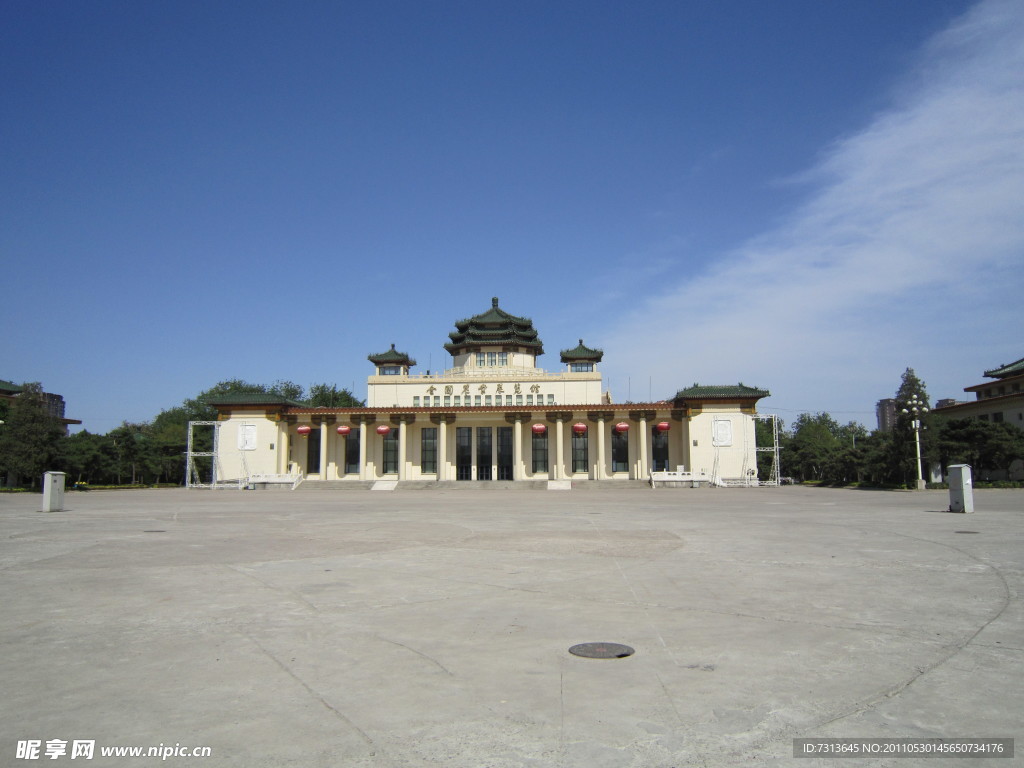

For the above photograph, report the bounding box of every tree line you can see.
[0,380,362,488]
[765,369,1024,487]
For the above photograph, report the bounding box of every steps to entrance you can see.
[292,479,668,491]
[293,481,375,491]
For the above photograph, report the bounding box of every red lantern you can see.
[376,425,391,436]
[614,421,630,433]
[337,425,351,436]
[296,425,312,438]
[656,421,671,432]
[531,423,546,434]
[572,422,587,435]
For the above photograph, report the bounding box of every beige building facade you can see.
[208,299,769,486]
[932,356,1024,429]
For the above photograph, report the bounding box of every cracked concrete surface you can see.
[1,487,1021,767]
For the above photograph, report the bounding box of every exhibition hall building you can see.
[205,298,769,486]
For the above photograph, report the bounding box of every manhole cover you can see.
[954,531,979,534]
[568,642,635,659]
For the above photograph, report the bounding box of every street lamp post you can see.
[901,395,929,490]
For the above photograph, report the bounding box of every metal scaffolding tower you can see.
[754,414,781,486]
[186,421,221,489]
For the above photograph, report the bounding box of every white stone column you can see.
[554,419,564,480]
[596,417,606,480]
[513,419,523,480]
[359,423,369,480]
[638,415,649,480]
[437,420,448,481]
[278,423,288,474]
[319,422,328,478]
[398,420,408,481]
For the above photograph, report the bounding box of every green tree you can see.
[935,417,1024,481]
[858,430,897,486]
[784,413,841,482]
[0,383,66,488]
[892,367,935,485]
[108,422,155,485]
[307,383,364,408]
[62,430,107,484]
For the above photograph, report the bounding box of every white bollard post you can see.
[42,471,66,512]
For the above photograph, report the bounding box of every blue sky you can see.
[3,0,1021,433]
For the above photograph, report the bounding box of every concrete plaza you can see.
[1,486,1021,767]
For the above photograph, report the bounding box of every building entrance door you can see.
[477,427,493,480]
[456,427,472,480]
[652,426,669,472]
[497,427,513,480]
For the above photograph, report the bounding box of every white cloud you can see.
[602,0,1024,419]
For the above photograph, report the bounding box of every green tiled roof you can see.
[445,297,544,356]
[0,379,24,395]
[673,384,770,400]
[984,356,1024,379]
[204,393,306,406]
[560,339,603,363]
[368,344,416,367]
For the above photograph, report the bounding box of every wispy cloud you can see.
[602,0,1024,418]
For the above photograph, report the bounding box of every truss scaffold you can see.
[754,414,781,486]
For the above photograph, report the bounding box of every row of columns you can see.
[282,410,685,481]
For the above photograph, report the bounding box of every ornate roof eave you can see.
[204,393,307,407]
[367,343,416,367]
[560,339,604,363]
[445,297,544,356]
[672,384,770,402]
[984,356,1024,379]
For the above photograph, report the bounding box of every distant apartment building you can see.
[875,398,897,432]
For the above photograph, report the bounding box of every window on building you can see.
[993,412,1004,423]
[485,395,492,406]
[382,430,399,474]
[526,395,533,405]
[475,395,481,406]
[532,431,548,474]
[979,414,990,421]
[476,353,485,367]
[434,396,440,406]
[413,396,420,407]
[571,431,588,474]
[499,352,508,366]
[611,429,628,473]
[381,366,401,375]
[421,428,437,474]
[444,396,451,406]
[547,394,554,405]
[488,352,497,366]
[506,395,512,406]
[516,394,523,405]
[454,396,461,406]
[570,362,593,372]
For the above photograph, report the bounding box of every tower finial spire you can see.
[492,297,499,308]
